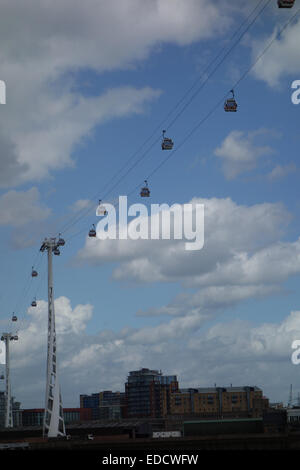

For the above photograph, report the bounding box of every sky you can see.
[1,0,300,409]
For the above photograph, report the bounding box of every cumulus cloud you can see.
[137,284,282,318]
[0,187,51,227]
[74,196,297,321]
[267,163,297,181]
[6,294,300,406]
[2,85,161,184]
[0,130,28,188]
[0,0,237,187]
[76,197,291,283]
[250,17,300,87]
[12,297,93,368]
[214,130,274,179]
[70,199,93,213]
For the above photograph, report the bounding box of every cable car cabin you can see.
[140,180,150,197]
[161,130,174,150]
[31,299,37,307]
[278,0,294,7]
[53,247,60,256]
[140,187,150,197]
[13,336,18,341]
[57,234,65,246]
[89,224,97,237]
[224,98,237,112]
[31,267,38,277]
[224,89,237,112]
[162,137,174,150]
[12,315,17,322]
[97,200,108,216]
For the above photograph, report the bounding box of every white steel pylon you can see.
[1,332,16,428]
[40,237,65,438]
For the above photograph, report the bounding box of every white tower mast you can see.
[40,237,66,438]
[1,332,17,428]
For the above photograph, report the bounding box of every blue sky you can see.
[1,0,300,408]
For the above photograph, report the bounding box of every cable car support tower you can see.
[40,237,66,438]
[1,333,16,428]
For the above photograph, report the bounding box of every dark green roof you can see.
[184,418,263,425]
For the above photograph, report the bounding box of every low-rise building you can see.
[22,408,91,426]
[80,390,126,420]
[0,391,22,428]
[170,386,268,417]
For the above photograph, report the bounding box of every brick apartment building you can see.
[169,386,269,417]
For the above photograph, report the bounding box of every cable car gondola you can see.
[53,247,60,256]
[31,298,37,307]
[140,180,150,197]
[89,224,97,238]
[57,234,65,246]
[224,89,238,112]
[278,0,294,7]
[31,267,38,277]
[97,200,108,216]
[12,314,17,322]
[161,130,174,150]
[13,336,18,341]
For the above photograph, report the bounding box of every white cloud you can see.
[4,86,161,184]
[11,297,93,369]
[214,130,274,179]
[6,294,300,407]
[0,0,236,188]
[0,187,51,227]
[76,197,291,284]
[71,199,93,213]
[137,284,282,318]
[0,129,28,188]
[75,196,297,322]
[267,163,297,181]
[251,17,300,87]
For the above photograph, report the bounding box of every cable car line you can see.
[55,0,271,240]
[143,5,300,183]
[157,0,271,132]
[64,3,300,245]
[15,264,48,337]
[4,0,296,339]
[53,0,269,239]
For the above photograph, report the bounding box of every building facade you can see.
[0,392,22,428]
[80,390,126,420]
[169,386,269,417]
[125,368,178,418]
[22,408,91,426]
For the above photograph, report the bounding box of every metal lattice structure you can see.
[40,238,65,438]
[1,333,16,428]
